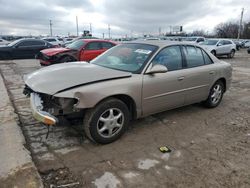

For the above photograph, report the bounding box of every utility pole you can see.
[102,33,105,39]
[237,8,244,40]
[89,23,92,34]
[159,27,161,36]
[49,20,52,36]
[108,24,111,39]
[76,16,79,37]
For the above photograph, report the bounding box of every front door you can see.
[142,45,185,116]
[80,42,105,61]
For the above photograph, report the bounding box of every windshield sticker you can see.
[135,49,152,54]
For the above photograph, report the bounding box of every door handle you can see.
[178,76,185,81]
[209,71,215,75]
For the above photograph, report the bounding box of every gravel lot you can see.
[0,49,250,188]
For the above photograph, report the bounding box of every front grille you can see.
[36,52,50,61]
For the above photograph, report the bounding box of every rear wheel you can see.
[204,80,224,108]
[83,98,130,144]
[211,50,216,56]
[227,50,235,58]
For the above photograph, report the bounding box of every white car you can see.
[184,37,205,43]
[0,38,10,45]
[244,41,250,48]
[201,39,236,58]
[42,37,64,46]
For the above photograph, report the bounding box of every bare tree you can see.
[242,22,250,39]
[190,30,206,36]
[214,22,239,38]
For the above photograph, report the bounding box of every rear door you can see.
[81,42,102,61]
[142,45,185,116]
[30,40,47,57]
[181,45,215,104]
[223,40,233,54]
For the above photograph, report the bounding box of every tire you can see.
[204,80,224,108]
[83,98,130,144]
[211,50,216,56]
[227,50,235,58]
[60,56,74,63]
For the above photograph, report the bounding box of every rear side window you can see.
[85,42,102,50]
[183,46,204,68]
[202,50,213,65]
[224,40,232,45]
[152,45,182,71]
[101,42,115,49]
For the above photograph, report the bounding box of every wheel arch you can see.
[93,94,137,120]
[214,77,226,92]
[59,54,77,61]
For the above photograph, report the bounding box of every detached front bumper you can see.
[30,93,58,125]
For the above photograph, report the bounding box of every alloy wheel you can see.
[97,108,124,138]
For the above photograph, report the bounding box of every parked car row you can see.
[37,39,116,66]
[0,38,116,61]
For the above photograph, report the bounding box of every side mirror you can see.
[146,64,168,74]
[217,43,222,46]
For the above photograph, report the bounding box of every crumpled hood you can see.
[24,62,131,95]
[41,47,72,56]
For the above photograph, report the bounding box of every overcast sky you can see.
[0,0,249,38]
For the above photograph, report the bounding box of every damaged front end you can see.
[24,86,79,126]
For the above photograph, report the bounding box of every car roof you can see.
[125,40,201,48]
[82,39,115,43]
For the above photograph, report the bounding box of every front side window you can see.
[92,43,157,73]
[202,50,213,65]
[18,40,44,47]
[152,46,182,71]
[183,46,204,68]
[44,38,56,42]
[86,42,101,50]
[66,40,85,50]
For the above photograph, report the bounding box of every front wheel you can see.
[83,98,130,144]
[60,56,74,63]
[204,80,224,108]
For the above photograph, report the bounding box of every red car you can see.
[37,39,116,66]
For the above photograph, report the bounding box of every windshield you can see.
[66,40,85,50]
[202,39,219,45]
[91,43,157,73]
[184,37,197,41]
[7,39,22,46]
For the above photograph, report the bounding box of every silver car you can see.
[201,39,236,58]
[23,41,232,144]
